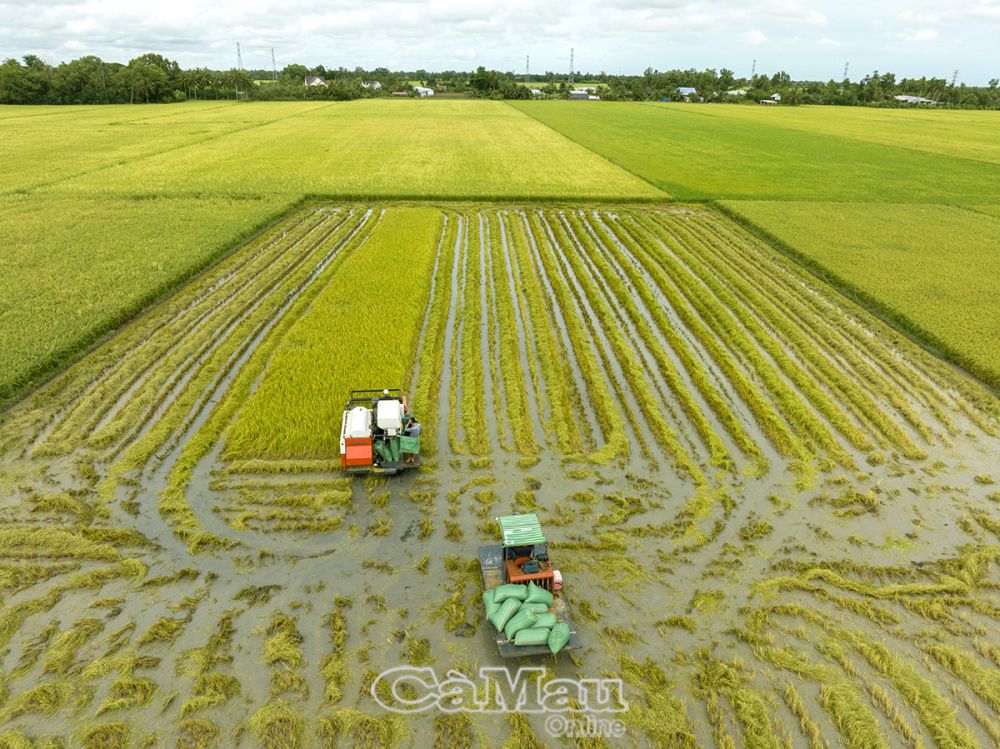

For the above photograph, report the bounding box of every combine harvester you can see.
[479,514,582,657]
[339,388,420,475]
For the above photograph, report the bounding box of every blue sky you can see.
[1,0,997,84]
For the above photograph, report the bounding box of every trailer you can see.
[478,513,583,657]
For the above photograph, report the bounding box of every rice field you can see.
[1,201,998,747]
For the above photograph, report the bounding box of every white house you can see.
[529,88,543,98]
[413,86,434,97]
[724,89,747,96]
[361,80,382,90]
[304,76,327,87]
[894,94,936,105]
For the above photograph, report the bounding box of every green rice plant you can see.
[690,212,944,443]
[180,673,241,717]
[321,601,350,704]
[627,212,853,465]
[80,722,130,749]
[433,713,475,749]
[42,617,104,675]
[262,613,304,670]
[137,616,187,647]
[41,208,338,455]
[246,700,304,749]
[600,212,807,464]
[616,656,698,747]
[789,606,976,747]
[671,210,930,457]
[818,683,889,749]
[227,207,442,459]
[523,211,627,462]
[96,676,157,715]
[100,210,383,548]
[924,644,1000,719]
[319,708,410,749]
[0,193,294,408]
[410,213,459,454]
[2,681,72,718]
[486,212,539,457]
[454,213,490,455]
[176,719,220,748]
[579,210,745,472]
[481,214,511,452]
[503,212,583,456]
[779,682,826,749]
[719,200,1000,392]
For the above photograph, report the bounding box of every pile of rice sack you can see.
[482,581,571,654]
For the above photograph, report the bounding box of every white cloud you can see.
[742,29,768,45]
[0,0,996,82]
[896,28,939,42]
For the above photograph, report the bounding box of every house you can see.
[770,93,781,102]
[390,91,408,97]
[676,86,701,102]
[724,89,747,96]
[304,76,327,87]
[361,80,382,90]
[413,86,434,97]
[894,94,936,105]
[569,88,591,100]
[759,98,777,105]
[529,88,543,98]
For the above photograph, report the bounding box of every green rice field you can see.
[0,100,999,748]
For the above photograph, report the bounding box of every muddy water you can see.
[1,203,999,748]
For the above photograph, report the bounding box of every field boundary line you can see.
[712,200,1000,398]
[502,100,672,201]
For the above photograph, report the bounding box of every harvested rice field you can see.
[2,202,1000,748]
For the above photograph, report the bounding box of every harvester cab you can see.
[339,388,420,474]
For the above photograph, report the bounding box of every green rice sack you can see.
[524,581,554,606]
[534,613,558,629]
[548,622,571,654]
[514,627,551,647]
[489,598,520,632]
[503,608,538,640]
[482,589,499,619]
[521,602,550,614]
[493,584,528,603]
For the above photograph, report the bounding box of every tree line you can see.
[2,53,998,108]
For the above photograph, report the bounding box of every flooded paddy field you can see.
[1,203,998,748]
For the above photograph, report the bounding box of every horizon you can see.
[1,0,998,87]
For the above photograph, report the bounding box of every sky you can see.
[1,0,998,85]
